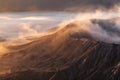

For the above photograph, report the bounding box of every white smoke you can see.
[58,11,120,44]
[71,20,120,44]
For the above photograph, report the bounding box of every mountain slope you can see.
[0,23,120,80]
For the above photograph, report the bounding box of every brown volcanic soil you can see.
[0,23,120,80]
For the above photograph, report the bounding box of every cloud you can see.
[1,11,120,45]
[63,18,120,44]
[0,0,120,12]
[18,23,39,36]
[58,11,120,44]
[0,16,52,21]
[0,16,12,20]
[58,11,120,28]
[20,16,52,21]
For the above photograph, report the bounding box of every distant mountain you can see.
[0,19,120,80]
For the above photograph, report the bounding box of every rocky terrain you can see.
[0,21,120,80]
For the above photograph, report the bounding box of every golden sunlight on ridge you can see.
[0,44,9,56]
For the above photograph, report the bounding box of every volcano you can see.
[0,21,120,80]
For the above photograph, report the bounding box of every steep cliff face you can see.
[0,23,120,80]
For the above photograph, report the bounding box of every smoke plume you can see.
[60,17,120,44]
[56,10,120,44]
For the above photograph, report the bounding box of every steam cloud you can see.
[68,19,120,44]
[59,12,120,44]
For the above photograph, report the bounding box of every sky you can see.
[0,0,120,44]
[0,12,75,39]
[0,0,119,12]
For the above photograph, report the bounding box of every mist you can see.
[0,10,120,56]
[58,11,120,44]
[0,12,75,39]
[66,19,120,44]
[0,11,120,44]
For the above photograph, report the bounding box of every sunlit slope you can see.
[0,23,96,71]
[0,22,120,80]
